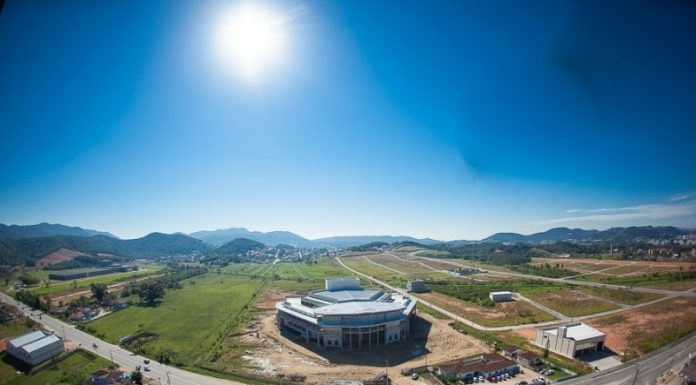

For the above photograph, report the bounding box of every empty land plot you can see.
[368,254,428,274]
[639,279,696,291]
[296,258,347,279]
[522,288,620,317]
[88,274,264,367]
[599,264,649,275]
[419,291,555,327]
[413,258,458,271]
[588,296,696,359]
[341,256,402,280]
[575,286,663,305]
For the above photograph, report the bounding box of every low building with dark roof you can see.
[438,353,519,381]
[502,345,522,358]
[518,352,543,369]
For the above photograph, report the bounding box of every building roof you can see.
[22,334,61,353]
[8,330,46,348]
[490,291,512,296]
[544,323,605,341]
[440,353,517,375]
[311,289,383,303]
[314,301,404,316]
[503,345,520,353]
[519,352,540,362]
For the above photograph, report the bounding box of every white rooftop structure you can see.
[544,323,605,340]
[7,330,64,366]
[8,330,45,347]
[276,278,417,350]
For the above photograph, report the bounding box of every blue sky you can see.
[1,0,695,240]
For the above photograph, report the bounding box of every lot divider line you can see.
[361,255,404,274]
[387,253,440,272]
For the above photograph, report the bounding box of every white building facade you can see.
[276,278,417,350]
[534,323,605,358]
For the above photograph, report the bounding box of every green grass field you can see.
[87,273,265,367]
[0,350,112,385]
[523,287,620,317]
[575,286,663,305]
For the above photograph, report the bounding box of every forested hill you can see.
[0,223,116,239]
[483,226,692,244]
[0,233,210,266]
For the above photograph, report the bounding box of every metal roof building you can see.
[276,278,417,350]
[7,330,64,366]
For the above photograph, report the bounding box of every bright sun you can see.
[212,3,286,81]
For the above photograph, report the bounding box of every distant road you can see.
[0,292,241,385]
[411,253,696,298]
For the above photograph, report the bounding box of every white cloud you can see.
[669,192,696,202]
[539,199,696,226]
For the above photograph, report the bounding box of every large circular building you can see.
[275,277,417,350]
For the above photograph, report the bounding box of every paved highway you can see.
[563,332,696,385]
[0,292,239,385]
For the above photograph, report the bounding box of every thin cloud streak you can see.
[539,200,696,225]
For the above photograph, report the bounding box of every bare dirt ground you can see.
[255,290,302,311]
[245,311,488,385]
[511,327,538,342]
[419,292,553,325]
[587,297,696,356]
[36,248,84,268]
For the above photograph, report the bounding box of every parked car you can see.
[515,382,528,385]
[411,373,419,380]
[143,366,150,372]
[144,359,150,364]
[479,376,485,383]
[544,370,554,375]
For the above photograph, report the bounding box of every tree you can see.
[90,283,108,304]
[137,281,165,305]
[131,368,143,385]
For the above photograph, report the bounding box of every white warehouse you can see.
[489,291,513,302]
[276,278,417,350]
[7,330,64,366]
[535,323,605,358]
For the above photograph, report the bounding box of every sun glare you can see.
[212,3,287,82]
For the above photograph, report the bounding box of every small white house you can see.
[489,291,512,302]
[7,330,64,366]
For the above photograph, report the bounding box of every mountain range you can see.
[187,227,441,248]
[0,223,693,266]
[0,223,116,239]
[483,226,692,243]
